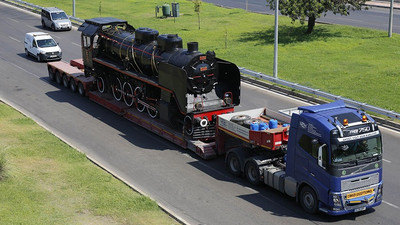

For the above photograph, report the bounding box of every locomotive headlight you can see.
[194,102,203,111]
[223,92,233,106]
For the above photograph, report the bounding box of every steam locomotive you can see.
[78,17,240,139]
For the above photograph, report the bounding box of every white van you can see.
[24,32,62,62]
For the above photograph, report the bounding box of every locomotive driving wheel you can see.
[134,86,146,112]
[112,77,123,101]
[97,76,105,93]
[122,82,134,106]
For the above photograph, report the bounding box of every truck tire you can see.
[226,152,242,177]
[41,20,46,28]
[230,115,251,125]
[245,159,261,186]
[299,186,318,214]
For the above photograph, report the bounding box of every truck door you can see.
[296,132,330,203]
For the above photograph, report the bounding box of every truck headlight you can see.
[332,194,342,208]
[376,185,383,201]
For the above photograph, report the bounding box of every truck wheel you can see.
[78,83,86,97]
[51,24,55,31]
[62,74,69,88]
[36,54,41,62]
[300,186,318,214]
[70,80,77,93]
[245,159,261,186]
[230,114,251,125]
[227,152,242,177]
[48,66,55,81]
[55,71,62,84]
[25,48,29,57]
[41,20,45,28]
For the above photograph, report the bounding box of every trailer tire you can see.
[48,66,55,81]
[78,83,86,97]
[62,74,69,88]
[70,80,77,93]
[55,71,62,84]
[226,152,242,177]
[245,159,261,186]
[230,115,251,125]
[299,186,318,214]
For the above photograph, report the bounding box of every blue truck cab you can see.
[286,100,383,215]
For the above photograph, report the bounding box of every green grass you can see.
[21,0,400,113]
[0,102,178,225]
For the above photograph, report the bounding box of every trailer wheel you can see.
[55,71,62,84]
[78,83,86,97]
[230,114,251,125]
[62,74,69,88]
[227,152,242,176]
[48,66,55,81]
[245,159,261,186]
[299,186,318,214]
[70,80,77,93]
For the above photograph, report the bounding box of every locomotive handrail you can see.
[4,0,399,122]
[239,67,400,121]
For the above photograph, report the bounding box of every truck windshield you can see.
[37,39,57,48]
[51,12,68,20]
[331,137,382,165]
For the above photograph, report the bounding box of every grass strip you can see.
[0,102,178,225]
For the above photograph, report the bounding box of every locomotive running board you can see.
[88,91,217,159]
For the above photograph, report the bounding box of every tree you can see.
[193,0,202,30]
[266,0,368,34]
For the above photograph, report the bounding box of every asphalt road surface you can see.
[203,0,400,33]
[1,2,400,225]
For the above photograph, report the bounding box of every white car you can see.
[24,32,62,62]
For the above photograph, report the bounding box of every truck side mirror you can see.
[318,144,327,169]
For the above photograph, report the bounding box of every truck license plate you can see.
[355,207,366,212]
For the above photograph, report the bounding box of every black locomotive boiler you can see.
[78,17,240,139]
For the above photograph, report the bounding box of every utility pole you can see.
[273,0,278,78]
[388,0,394,37]
[72,0,75,17]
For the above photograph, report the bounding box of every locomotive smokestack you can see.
[187,42,198,53]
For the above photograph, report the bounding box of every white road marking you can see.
[8,36,21,43]
[7,60,40,79]
[383,200,400,209]
[383,159,391,163]
[51,34,61,39]
[7,17,19,23]
[71,42,81,47]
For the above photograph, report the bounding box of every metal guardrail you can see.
[3,0,84,23]
[240,67,400,121]
[4,0,400,122]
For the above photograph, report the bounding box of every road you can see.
[203,0,400,33]
[1,2,400,225]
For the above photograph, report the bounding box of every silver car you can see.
[41,7,72,31]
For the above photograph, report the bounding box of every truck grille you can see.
[341,172,379,191]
